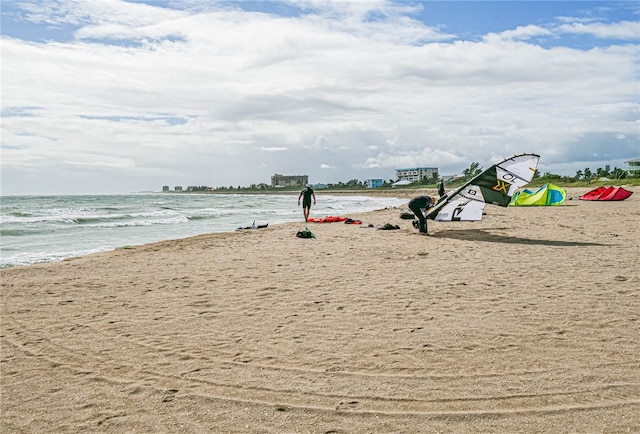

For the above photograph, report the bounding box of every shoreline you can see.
[0,192,411,270]
[156,188,431,198]
[2,187,638,432]
[0,186,629,271]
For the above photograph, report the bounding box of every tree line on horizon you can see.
[462,162,634,183]
[178,161,638,192]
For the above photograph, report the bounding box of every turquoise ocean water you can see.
[0,193,407,268]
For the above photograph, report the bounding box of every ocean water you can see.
[0,193,407,268]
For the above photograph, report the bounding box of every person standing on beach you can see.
[298,183,316,222]
[437,177,446,198]
[408,195,436,235]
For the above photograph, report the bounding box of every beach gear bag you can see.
[296,227,316,238]
[379,223,400,230]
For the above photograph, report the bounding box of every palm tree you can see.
[462,162,482,180]
[612,167,627,179]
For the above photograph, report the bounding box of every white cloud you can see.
[1,0,638,194]
[483,25,552,43]
[558,20,640,39]
[258,146,288,152]
[19,0,181,28]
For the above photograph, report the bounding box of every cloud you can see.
[483,25,553,43]
[17,0,181,28]
[1,0,638,194]
[361,148,465,170]
[558,20,640,39]
[257,146,288,152]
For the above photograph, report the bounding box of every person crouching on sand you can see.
[298,183,316,222]
[408,195,436,235]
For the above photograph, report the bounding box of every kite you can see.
[426,153,540,222]
[579,186,633,201]
[509,183,566,206]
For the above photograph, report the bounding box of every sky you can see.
[1,0,639,195]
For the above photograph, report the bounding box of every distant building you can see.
[625,157,640,176]
[271,173,308,187]
[174,186,183,192]
[392,180,412,188]
[395,167,438,183]
[162,185,170,192]
[365,179,384,188]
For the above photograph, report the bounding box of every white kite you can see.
[426,153,540,222]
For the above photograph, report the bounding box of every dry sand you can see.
[1,187,639,433]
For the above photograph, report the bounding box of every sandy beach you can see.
[2,187,639,433]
